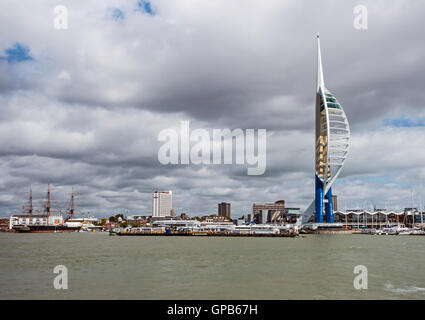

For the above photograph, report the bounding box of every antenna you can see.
[316,33,325,92]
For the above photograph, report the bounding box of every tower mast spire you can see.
[301,34,351,225]
[316,33,325,92]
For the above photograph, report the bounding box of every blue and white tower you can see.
[302,35,350,224]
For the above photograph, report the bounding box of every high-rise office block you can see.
[218,202,231,218]
[152,191,173,217]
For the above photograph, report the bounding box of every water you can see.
[0,232,424,299]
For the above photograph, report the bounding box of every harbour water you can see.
[0,232,424,299]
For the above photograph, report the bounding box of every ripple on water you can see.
[384,281,425,296]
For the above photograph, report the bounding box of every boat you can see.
[378,227,398,235]
[11,185,84,233]
[393,226,425,235]
[410,227,425,235]
[392,225,410,235]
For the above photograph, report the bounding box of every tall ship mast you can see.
[41,183,61,218]
[21,186,34,215]
[69,186,75,219]
[45,183,51,218]
[66,186,85,221]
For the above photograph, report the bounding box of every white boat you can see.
[410,227,425,235]
[395,226,411,235]
[380,227,398,235]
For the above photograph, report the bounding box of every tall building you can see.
[304,35,350,223]
[303,34,350,224]
[253,201,285,224]
[152,191,173,217]
[252,201,285,215]
[218,202,231,218]
[253,202,285,215]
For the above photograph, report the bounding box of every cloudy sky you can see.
[1,0,425,218]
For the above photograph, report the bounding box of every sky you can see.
[1,0,425,218]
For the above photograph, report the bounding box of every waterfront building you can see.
[127,215,149,226]
[252,206,301,224]
[152,190,173,217]
[102,222,120,231]
[332,208,425,228]
[284,208,302,224]
[252,210,268,224]
[218,202,231,218]
[302,35,350,224]
[403,208,423,226]
[261,211,268,224]
[67,216,98,224]
[253,201,285,223]
[234,216,246,226]
[65,216,101,231]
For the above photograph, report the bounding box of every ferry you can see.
[115,222,299,237]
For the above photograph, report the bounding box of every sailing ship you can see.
[11,184,84,233]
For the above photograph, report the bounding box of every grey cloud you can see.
[1,0,425,217]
